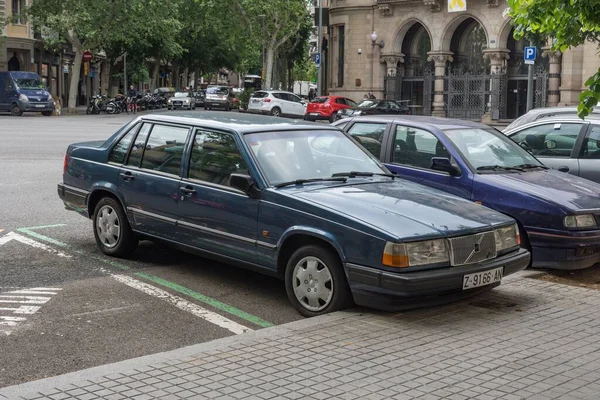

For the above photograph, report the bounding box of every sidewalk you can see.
[2,271,600,400]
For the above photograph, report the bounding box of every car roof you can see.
[139,111,339,134]
[342,115,489,130]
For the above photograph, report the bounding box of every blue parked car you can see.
[333,115,600,270]
[0,71,55,116]
[58,113,529,316]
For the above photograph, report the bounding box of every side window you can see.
[5,79,13,91]
[347,123,386,158]
[510,123,582,158]
[126,123,152,167]
[393,125,447,170]
[139,125,190,175]
[582,125,600,159]
[388,102,401,110]
[108,124,138,164]
[188,130,249,187]
[346,99,357,107]
[335,98,346,105]
[273,93,285,100]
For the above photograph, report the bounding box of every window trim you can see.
[346,121,389,161]
[579,123,600,160]
[389,124,454,174]
[107,122,141,166]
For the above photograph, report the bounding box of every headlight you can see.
[19,94,29,102]
[184,99,190,103]
[494,224,520,252]
[382,239,449,268]
[564,214,597,228]
[168,99,172,103]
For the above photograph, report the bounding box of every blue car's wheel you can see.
[285,245,352,317]
[93,197,138,257]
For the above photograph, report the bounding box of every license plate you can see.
[212,103,220,106]
[35,105,45,108]
[462,267,503,290]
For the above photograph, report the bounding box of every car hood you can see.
[20,88,51,99]
[291,180,513,240]
[481,170,600,211]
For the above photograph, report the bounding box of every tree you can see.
[235,0,310,89]
[509,0,600,117]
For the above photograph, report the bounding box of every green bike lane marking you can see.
[16,225,274,328]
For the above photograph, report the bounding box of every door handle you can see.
[119,172,134,181]
[180,186,196,196]
[557,165,570,173]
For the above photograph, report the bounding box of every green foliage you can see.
[238,88,254,110]
[509,0,600,118]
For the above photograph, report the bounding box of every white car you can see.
[247,90,307,118]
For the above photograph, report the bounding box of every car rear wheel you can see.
[93,197,138,257]
[285,245,352,317]
[270,107,281,117]
[11,104,23,116]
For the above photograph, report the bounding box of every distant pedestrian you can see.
[127,85,138,113]
[368,91,376,99]
[308,88,316,101]
[363,94,369,100]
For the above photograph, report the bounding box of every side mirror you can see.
[431,157,461,176]
[229,174,259,198]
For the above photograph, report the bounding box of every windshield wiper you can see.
[513,164,549,170]
[274,177,348,188]
[476,165,525,172]
[332,171,396,179]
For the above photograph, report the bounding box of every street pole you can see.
[317,0,323,96]
[124,53,127,95]
[526,40,534,112]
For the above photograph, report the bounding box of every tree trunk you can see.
[264,45,275,90]
[152,61,160,90]
[68,46,84,113]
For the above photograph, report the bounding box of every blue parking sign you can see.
[315,53,321,67]
[524,46,536,65]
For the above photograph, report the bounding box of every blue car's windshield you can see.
[14,78,46,90]
[244,130,388,185]
[443,128,544,171]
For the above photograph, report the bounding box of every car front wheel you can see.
[270,107,281,117]
[285,245,352,317]
[93,197,138,257]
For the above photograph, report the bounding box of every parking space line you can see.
[15,227,274,330]
[112,274,252,335]
[0,288,62,335]
[0,232,71,258]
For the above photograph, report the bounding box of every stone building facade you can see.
[0,0,35,73]
[326,0,599,121]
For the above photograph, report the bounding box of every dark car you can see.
[504,117,600,184]
[333,115,600,270]
[204,86,234,111]
[58,113,528,316]
[153,87,174,99]
[332,99,409,122]
[193,89,206,107]
[0,71,55,116]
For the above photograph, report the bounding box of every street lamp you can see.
[370,31,385,49]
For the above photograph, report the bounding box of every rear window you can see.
[207,87,229,95]
[311,97,329,104]
[251,91,269,99]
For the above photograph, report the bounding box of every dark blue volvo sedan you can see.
[58,113,529,316]
[333,116,600,270]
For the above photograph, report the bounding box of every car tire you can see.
[285,244,353,317]
[329,115,335,123]
[11,104,23,116]
[42,111,53,117]
[270,107,281,117]
[93,197,138,258]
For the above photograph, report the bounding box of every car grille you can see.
[448,231,496,266]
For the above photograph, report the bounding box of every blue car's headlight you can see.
[564,214,597,228]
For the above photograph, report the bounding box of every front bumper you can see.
[57,183,90,217]
[18,99,54,112]
[205,99,229,109]
[528,228,600,270]
[169,102,193,109]
[346,248,530,311]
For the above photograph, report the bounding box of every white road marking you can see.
[0,232,71,258]
[0,288,62,335]
[112,274,252,335]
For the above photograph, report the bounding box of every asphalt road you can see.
[0,110,302,387]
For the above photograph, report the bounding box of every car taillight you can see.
[263,98,271,103]
[63,152,69,174]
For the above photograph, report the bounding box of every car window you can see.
[393,125,447,170]
[5,79,13,91]
[272,93,286,100]
[109,124,138,164]
[126,123,152,167]
[139,125,190,175]
[509,123,582,158]
[188,130,249,186]
[345,99,357,107]
[251,91,268,99]
[347,123,386,159]
[311,97,328,104]
[388,102,401,110]
[581,125,600,159]
[335,98,345,105]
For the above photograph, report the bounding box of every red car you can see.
[305,96,357,122]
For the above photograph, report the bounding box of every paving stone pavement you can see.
[2,271,600,400]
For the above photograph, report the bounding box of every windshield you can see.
[174,92,190,97]
[14,78,46,90]
[207,87,229,95]
[357,100,377,109]
[244,130,387,186]
[443,128,543,170]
